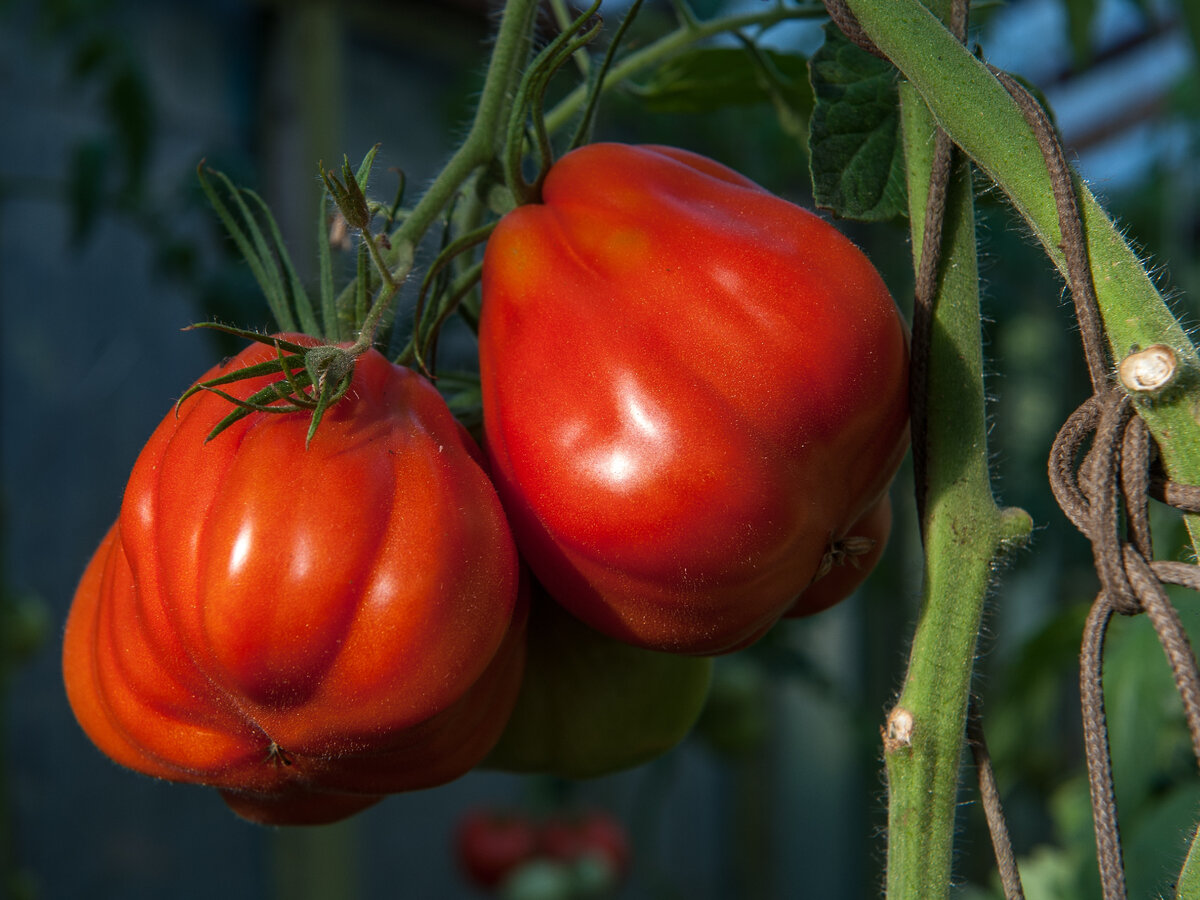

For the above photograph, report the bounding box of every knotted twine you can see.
[823,3,1200,898]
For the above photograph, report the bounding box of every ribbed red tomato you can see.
[479,143,909,655]
[63,337,523,825]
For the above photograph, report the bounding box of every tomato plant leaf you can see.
[238,187,320,338]
[807,22,905,222]
[1177,822,1200,900]
[631,46,812,116]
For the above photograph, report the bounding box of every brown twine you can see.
[999,47,1200,900]
[967,697,1024,900]
[822,1,1200,897]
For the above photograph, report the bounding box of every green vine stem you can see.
[844,0,1200,549]
[330,0,541,321]
[543,1,826,135]
[885,84,1032,900]
[843,0,1200,895]
[337,0,829,361]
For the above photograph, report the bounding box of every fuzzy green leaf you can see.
[633,46,812,115]
[1178,824,1200,900]
[807,22,906,221]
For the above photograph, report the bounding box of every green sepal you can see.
[409,223,494,375]
[182,321,311,355]
[175,356,307,410]
[196,164,309,333]
[177,324,356,446]
[321,146,378,233]
[303,360,355,449]
[353,144,380,190]
[198,381,309,444]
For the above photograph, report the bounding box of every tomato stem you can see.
[542,1,828,136]
[844,0,1200,554]
[332,0,829,361]
[840,0,1200,894]
[328,0,542,334]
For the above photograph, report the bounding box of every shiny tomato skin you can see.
[479,143,909,654]
[62,337,523,824]
[785,492,892,618]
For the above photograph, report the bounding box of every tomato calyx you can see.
[177,324,357,447]
[265,741,294,768]
[814,532,878,581]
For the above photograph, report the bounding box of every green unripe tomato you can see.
[485,580,712,778]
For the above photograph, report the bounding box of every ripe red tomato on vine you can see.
[479,142,909,655]
[455,809,542,890]
[454,806,631,894]
[62,335,524,825]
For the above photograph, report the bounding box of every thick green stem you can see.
[344,1,827,349]
[333,0,540,318]
[844,0,1200,551]
[884,86,1032,900]
[393,0,537,241]
[845,0,1200,895]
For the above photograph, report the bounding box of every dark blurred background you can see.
[3,0,1199,897]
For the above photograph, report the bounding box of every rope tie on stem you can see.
[1001,43,1200,900]
[823,2,1200,897]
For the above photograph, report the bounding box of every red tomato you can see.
[540,810,631,880]
[479,143,909,654]
[785,492,893,617]
[62,337,523,825]
[454,809,541,890]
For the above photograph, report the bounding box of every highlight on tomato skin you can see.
[61,335,525,826]
[479,142,910,656]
